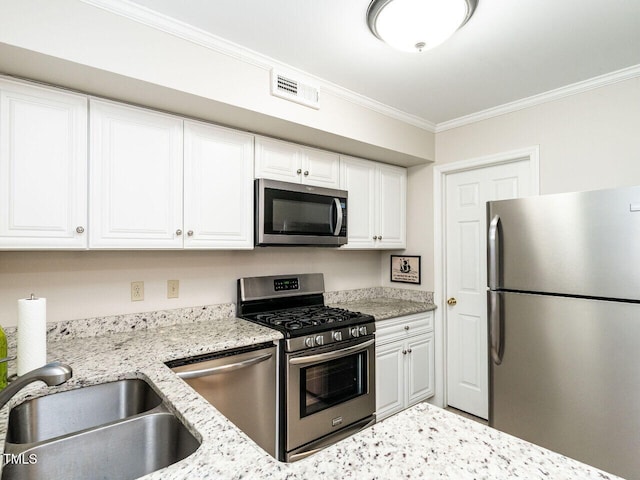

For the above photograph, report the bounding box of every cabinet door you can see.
[375,340,405,421]
[254,136,301,183]
[339,156,376,249]
[301,147,340,188]
[377,164,406,249]
[406,334,435,406]
[0,79,87,249]
[184,121,254,249]
[89,100,183,249]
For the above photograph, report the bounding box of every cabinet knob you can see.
[447,297,457,306]
[296,169,302,175]
[76,226,85,234]
[176,229,183,236]
[373,236,378,240]
[304,170,309,176]
[407,348,412,354]
[378,236,382,240]
[187,230,194,237]
[402,350,407,355]
[404,325,410,331]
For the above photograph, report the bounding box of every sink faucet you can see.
[0,361,73,410]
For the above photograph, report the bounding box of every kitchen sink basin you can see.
[6,379,163,444]
[2,379,200,480]
[2,412,200,480]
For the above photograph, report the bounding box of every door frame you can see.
[431,146,540,408]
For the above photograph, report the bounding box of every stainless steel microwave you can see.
[255,179,348,246]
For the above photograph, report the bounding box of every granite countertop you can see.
[329,297,436,321]
[0,310,621,480]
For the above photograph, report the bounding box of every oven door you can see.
[285,336,375,458]
[256,178,347,246]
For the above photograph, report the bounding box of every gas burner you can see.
[237,273,375,340]
[245,305,372,337]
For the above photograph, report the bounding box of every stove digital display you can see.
[274,277,299,291]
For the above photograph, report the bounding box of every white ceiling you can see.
[126,0,640,127]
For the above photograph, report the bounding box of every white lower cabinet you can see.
[375,312,434,421]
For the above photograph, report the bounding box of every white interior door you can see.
[445,159,533,418]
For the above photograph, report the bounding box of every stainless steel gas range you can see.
[237,273,376,462]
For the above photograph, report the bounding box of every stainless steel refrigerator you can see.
[487,185,640,480]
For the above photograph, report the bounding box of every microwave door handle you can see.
[333,198,343,236]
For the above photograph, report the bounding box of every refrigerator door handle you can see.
[488,290,504,365]
[488,214,501,289]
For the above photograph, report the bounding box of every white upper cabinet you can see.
[0,79,88,249]
[340,156,406,249]
[255,136,340,188]
[183,120,254,249]
[89,99,184,249]
[377,163,407,249]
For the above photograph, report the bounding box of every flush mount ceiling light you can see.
[367,0,478,53]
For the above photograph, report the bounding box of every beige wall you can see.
[0,249,383,327]
[380,163,433,291]
[436,78,640,194]
[409,77,640,291]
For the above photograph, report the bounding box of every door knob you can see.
[447,297,457,306]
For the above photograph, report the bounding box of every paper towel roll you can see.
[17,295,47,376]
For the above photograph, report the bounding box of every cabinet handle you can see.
[304,170,309,176]
[296,169,302,175]
[373,236,378,240]
[407,348,412,354]
[76,226,85,234]
[402,350,407,355]
[379,236,383,240]
[176,229,183,236]
[404,325,410,331]
[187,230,194,237]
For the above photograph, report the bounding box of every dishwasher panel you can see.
[167,343,277,457]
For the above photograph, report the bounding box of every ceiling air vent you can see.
[271,70,320,109]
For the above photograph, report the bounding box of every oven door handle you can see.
[289,339,374,366]
[174,352,273,380]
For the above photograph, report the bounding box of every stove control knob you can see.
[333,331,343,342]
[315,335,324,346]
[305,337,314,348]
[350,327,359,338]
[359,326,368,336]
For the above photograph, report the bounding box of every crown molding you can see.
[80,0,436,132]
[436,64,640,132]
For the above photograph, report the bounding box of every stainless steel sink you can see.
[6,379,162,444]
[2,379,200,480]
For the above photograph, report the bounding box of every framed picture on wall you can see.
[390,255,421,284]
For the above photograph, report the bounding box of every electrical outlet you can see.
[167,279,179,299]
[131,281,144,301]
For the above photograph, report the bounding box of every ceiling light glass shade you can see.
[367,0,477,52]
